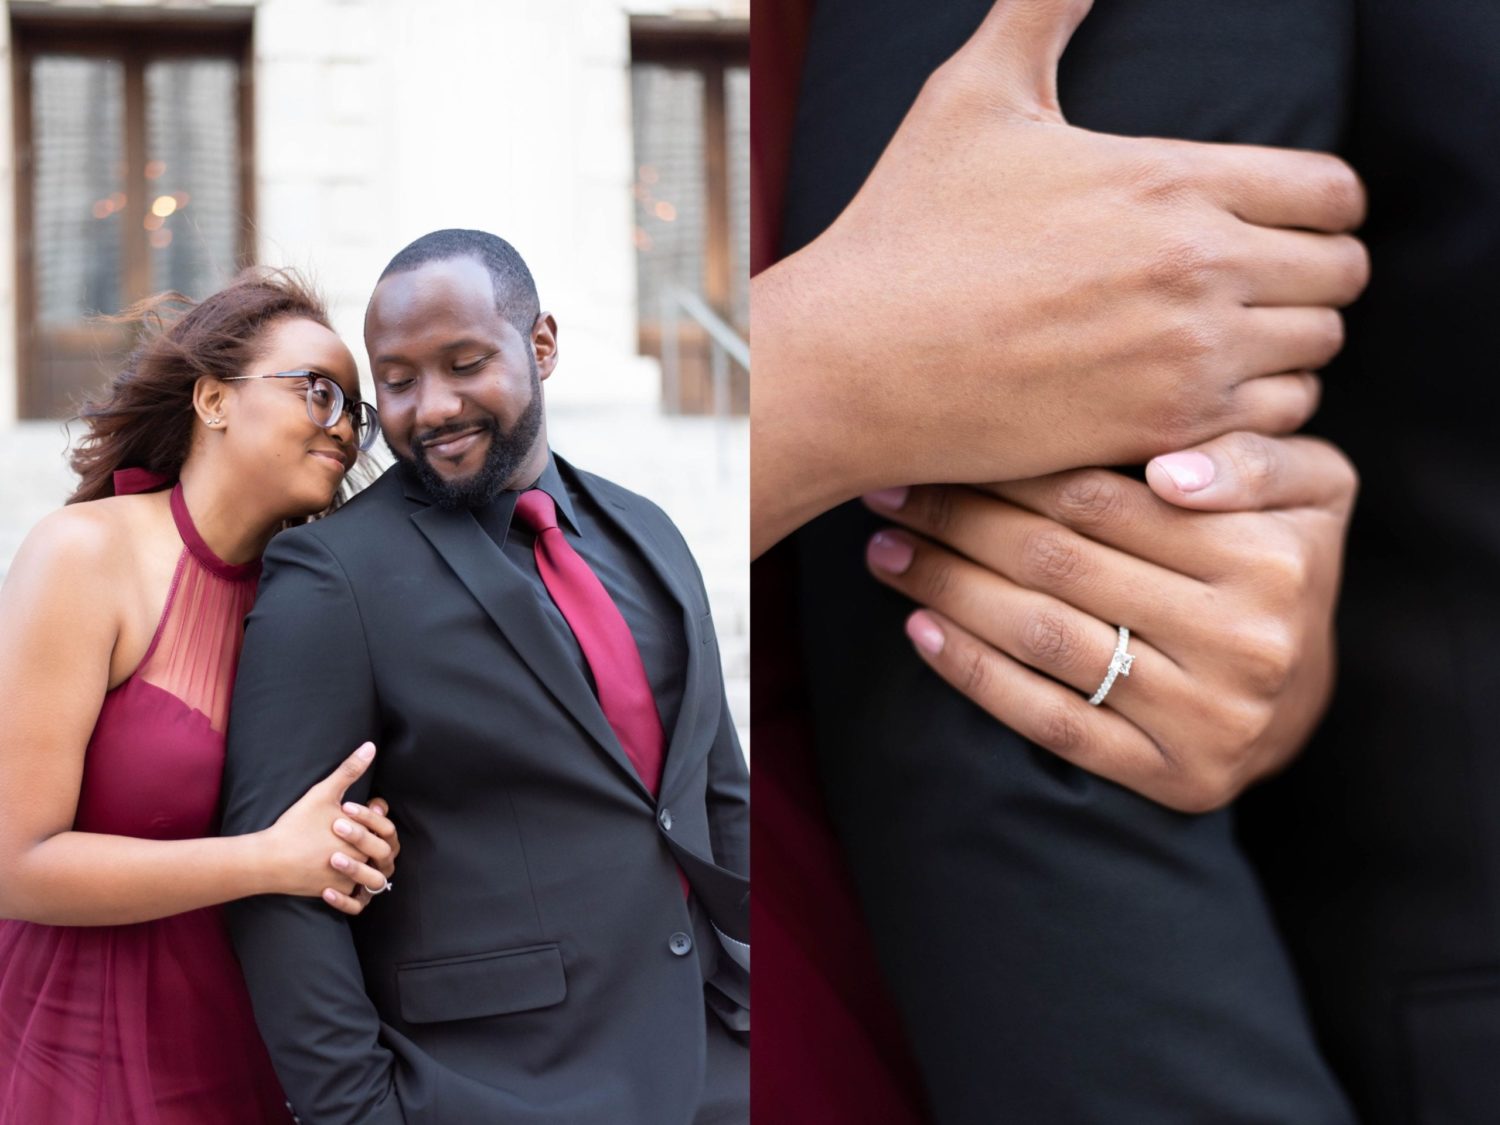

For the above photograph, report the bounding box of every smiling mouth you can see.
[421,428,487,458]
[310,449,352,472]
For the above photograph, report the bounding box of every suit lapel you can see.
[565,464,719,803]
[410,501,655,805]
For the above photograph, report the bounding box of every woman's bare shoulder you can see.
[7,494,166,593]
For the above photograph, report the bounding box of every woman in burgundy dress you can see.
[0,271,401,1123]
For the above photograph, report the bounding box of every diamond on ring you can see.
[1087,626,1134,707]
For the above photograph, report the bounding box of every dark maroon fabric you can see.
[0,486,289,1124]
[751,1,933,1118]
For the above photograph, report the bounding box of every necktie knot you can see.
[515,488,559,534]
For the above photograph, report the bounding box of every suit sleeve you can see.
[651,500,748,881]
[220,528,404,1125]
[665,511,750,1027]
[704,642,749,881]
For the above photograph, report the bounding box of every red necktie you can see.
[514,489,667,796]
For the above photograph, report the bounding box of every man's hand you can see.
[860,431,1358,813]
[752,0,1368,555]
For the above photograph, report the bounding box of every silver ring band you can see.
[1087,626,1135,707]
[372,878,393,895]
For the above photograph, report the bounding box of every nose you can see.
[413,373,464,432]
[326,407,355,447]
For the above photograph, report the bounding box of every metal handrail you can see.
[659,283,748,418]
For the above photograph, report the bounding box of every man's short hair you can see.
[378,229,540,333]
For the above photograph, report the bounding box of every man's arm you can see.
[695,596,750,1027]
[704,647,749,883]
[220,528,401,1124]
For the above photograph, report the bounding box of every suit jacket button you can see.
[658,806,673,831]
[669,931,693,956]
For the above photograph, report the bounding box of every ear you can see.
[530,312,559,382]
[193,376,229,431]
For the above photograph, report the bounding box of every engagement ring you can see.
[1087,626,1135,707]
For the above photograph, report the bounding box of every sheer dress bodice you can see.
[74,483,259,840]
[0,481,291,1124]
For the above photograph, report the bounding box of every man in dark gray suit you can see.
[221,230,748,1125]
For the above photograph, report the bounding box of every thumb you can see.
[319,741,376,800]
[957,0,1094,120]
[1146,433,1358,514]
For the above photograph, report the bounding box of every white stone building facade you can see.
[0,0,749,741]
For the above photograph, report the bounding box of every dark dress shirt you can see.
[468,453,688,741]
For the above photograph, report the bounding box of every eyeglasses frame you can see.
[220,370,380,452]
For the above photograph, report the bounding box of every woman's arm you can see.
[0,509,393,926]
[860,431,1357,813]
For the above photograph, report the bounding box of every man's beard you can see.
[390,355,544,511]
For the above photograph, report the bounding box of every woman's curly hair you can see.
[67,267,335,505]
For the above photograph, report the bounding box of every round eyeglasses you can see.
[221,370,380,451]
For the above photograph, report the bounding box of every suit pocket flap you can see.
[397,943,566,1024]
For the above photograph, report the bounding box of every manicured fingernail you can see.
[331,853,350,870]
[1151,451,1215,492]
[323,889,339,904]
[863,487,909,510]
[342,802,364,816]
[356,743,375,761]
[334,819,353,835]
[867,531,914,574]
[906,611,945,655]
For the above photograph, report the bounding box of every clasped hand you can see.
[864,432,1357,813]
[264,741,402,915]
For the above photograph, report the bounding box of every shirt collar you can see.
[474,451,582,549]
[521,453,581,537]
[408,450,580,549]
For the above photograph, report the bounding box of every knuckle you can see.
[1223,432,1278,495]
[1145,235,1222,301]
[1037,701,1088,757]
[1130,146,1198,206]
[1019,606,1081,671]
[915,486,958,539]
[1158,742,1244,813]
[956,643,992,699]
[1212,435,1272,501]
[1331,447,1360,503]
[916,551,956,603]
[1313,308,1346,361]
[1261,542,1313,596]
[1338,236,1372,299]
[1162,311,1225,368]
[1237,621,1299,695]
[1172,772,1239,815]
[1153,388,1215,450]
[1054,471,1128,531]
[917,57,967,109]
[1217,697,1278,754]
[1319,160,1366,227]
[1019,527,1088,591]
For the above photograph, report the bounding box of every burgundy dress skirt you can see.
[0,481,292,1124]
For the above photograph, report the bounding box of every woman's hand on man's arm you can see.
[862,430,1357,813]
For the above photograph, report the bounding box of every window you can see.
[13,15,253,419]
[630,17,748,415]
